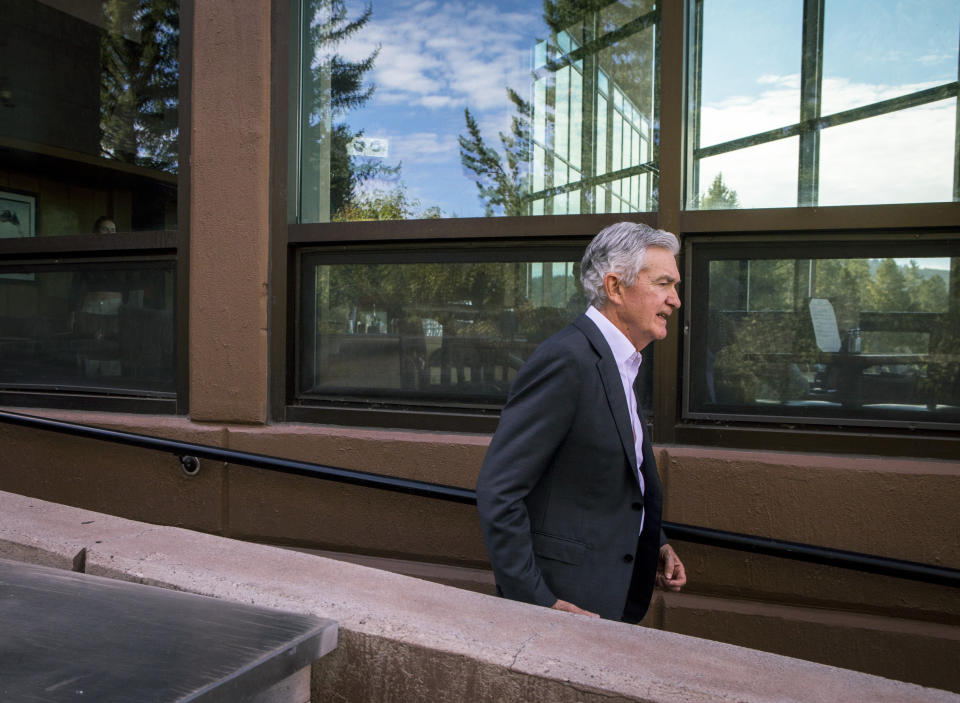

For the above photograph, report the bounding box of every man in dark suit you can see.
[476,222,686,621]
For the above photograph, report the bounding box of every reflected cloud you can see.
[392,131,460,163]
[697,73,955,208]
[340,1,539,113]
[700,74,799,145]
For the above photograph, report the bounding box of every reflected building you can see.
[529,23,656,215]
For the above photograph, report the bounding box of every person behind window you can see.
[93,216,117,234]
[476,221,686,622]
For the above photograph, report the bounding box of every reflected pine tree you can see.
[459,89,534,217]
[697,173,740,210]
[99,0,179,172]
[302,0,400,218]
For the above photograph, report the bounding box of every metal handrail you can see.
[2,409,957,588]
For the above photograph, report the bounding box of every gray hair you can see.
[580,222,679,307]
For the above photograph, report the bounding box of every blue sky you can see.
[313,0,959,219]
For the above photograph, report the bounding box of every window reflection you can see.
[696,137,798,210]
[821,0,960,115]
[690,250,960,424]
[297,252,660,411]
[687,0,959,209]
[299,257,585,401]
[0,263,176,395]
[818,100,956,206]
[0,1,179,236]
[292,0,659,222]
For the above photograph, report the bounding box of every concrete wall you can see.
[2,489,956,703]
[1,409,958,693]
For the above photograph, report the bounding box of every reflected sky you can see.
[334,0,545,217]
[697,0,959,208]
[307,1,959,217]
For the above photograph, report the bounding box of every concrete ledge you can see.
[1,491,956,702]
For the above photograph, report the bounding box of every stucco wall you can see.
[1,489,956,703]
[1,408,957,692]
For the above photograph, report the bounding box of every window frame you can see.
[682,231,960,427]
[0,0,192,415]
[269,0,960,459]
[684,0,960,209]
[282,230,647,433]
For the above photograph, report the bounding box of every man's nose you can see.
[668,288,681,308]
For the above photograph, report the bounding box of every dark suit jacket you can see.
[476,313,665,621]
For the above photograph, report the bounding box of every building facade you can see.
[1,0,958,692]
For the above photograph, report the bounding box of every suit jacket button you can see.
[631,502,642,511]
[623,554,634,563]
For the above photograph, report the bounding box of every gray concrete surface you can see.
[1,489,956,703]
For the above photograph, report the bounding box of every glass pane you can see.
[697,0,802,145]
[687,0,959,209]
[694,137,798,209]
[292,0,658,222]
[297,251,655,412]
[821,0,960,116]
[1,1,179,237]
[0,261,176,395]
[819,100,956,206]
[690,250,960,425]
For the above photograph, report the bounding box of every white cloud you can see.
[917,52,952,67]
[700,75,800,146]
[820,76,943,114]
[818,101,954,205]
[333,1,538,114]
[696,74,956,208]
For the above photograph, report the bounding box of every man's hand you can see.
[551,599,599,617]
[656,543,686,591]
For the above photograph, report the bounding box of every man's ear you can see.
[602,273,622,305]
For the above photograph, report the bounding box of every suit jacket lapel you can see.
[573,315,640,480]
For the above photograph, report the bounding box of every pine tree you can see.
[699,173,740,210]
[459,89,533,217]
[302,0,399,218]
[99,0,179,172]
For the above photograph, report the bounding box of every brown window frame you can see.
[270,0,960,459]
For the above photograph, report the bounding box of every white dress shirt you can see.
[585,305,646,534]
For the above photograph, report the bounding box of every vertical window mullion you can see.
[684,0,703,209]
[798,0,825,207]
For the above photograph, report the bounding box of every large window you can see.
[291,244,655,426]
[0,260,176,402]
[0,0,180,411]
[686,239,960,427]
[686,0,960,209]
[289,0,659,222]
[283,1,960,454]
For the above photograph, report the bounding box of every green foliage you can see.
[334,187,446,222]
[707,255,958,407]
[459,89,534,217]
[99,0,179,172]
[302,0,401,218]
[698,173,740,210]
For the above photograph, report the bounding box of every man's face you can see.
[608,247,681,350]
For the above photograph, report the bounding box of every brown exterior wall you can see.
[188,0,272,424]
[7,489,954,703]
[1,0,957,696]
[1,410,957,692]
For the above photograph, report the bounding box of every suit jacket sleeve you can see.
[475,340,582,608]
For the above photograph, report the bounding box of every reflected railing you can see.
[1,409,956,589]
